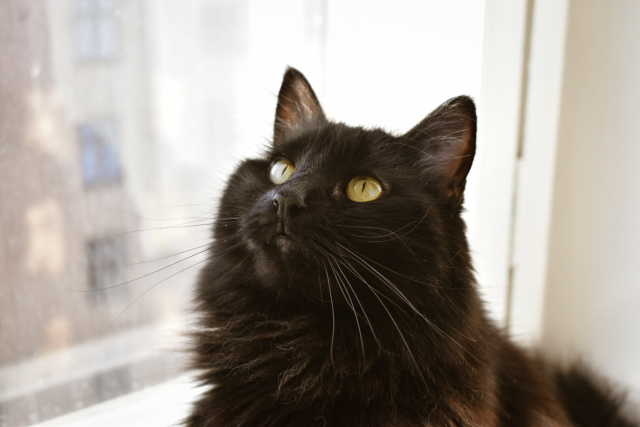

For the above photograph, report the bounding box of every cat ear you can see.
[274,67,326,145]
[404,96,476,207]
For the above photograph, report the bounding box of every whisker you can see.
[159,203,217,208]
[100,208,213,222]
[322,261,336,366]
[313,253,323,302]
[336,253,426,383]
[103,254,215,333]
[334,223,418,257]
[343,246,458,291]
[337,243,472,327]
[67,236,241,292]
[123,243,212,266]
[328,257,365,358]
[336,223,416,240]
[143,217,216,227]
[68,247,212,292]
[330,253,381,354]
[392,201,435,240]
[319,243,411,320]
[337,243,479,354]
[98,222,216,241]
[104,240,247,333]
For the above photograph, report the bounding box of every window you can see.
[79,121,121,187]
[87,237,126,303]
[1,1,488,426]
[75,0,117,61]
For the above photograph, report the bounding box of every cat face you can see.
[214,68,476,305]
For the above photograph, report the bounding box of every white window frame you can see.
[32,1,574,424]
[458,0,569,344]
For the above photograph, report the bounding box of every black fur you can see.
[185,68,637,427]
[545,363,638,427]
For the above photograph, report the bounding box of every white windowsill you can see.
[33,376,204,427]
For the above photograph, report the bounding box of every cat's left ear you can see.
[404,96,476,207]
[274,67,326,146]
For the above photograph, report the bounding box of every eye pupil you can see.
[269,159,295,184]
[347,176,382,202]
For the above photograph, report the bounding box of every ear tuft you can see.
[404,95,477,207]
[274,68,326,145]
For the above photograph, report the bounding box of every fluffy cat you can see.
[185,68,637,426]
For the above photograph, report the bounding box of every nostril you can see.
[272,198,279,208]
[292,201,306,211]
[288,200,307,215]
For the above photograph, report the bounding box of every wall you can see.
[541,0,640,401]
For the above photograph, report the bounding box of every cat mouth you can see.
[269,233,293,252]
[252,232,307,283]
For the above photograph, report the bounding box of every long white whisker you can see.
[334,224,417,257]
[104,254,215,333]
[328,257,365,358]
[336,242,478,353]
[345,246,459,291]
[329,253,383,353]
[67,244,215,292]
[359,267,426,384]
[322,261,336,366]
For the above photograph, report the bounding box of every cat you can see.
[185,68,637,426]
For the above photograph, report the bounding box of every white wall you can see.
[540,0,640,400]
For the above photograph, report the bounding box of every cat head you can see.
[213,68,476,308]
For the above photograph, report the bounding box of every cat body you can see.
[185,69,636,427]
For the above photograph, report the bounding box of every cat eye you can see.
[346,176,382,202]
[269,159,295,184]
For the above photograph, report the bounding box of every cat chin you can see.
[270,234,294,252]
[251,239,310,288]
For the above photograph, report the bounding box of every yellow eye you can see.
[346,176,382,202]
[269,159,295,184]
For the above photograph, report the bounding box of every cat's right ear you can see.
[273,68,326,146]
[403,96,477,208]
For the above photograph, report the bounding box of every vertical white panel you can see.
[471,0,528,324]
[509,0,569,343]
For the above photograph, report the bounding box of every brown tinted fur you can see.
[185,69,636,427]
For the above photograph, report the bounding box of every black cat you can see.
[185,68,637,426]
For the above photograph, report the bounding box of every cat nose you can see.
[272,190,307,236]
[272,192,306,216]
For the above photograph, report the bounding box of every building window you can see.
[75,0,117,61]
[87,237,125,303]
[79,121,121,187]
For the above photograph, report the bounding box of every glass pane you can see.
[96,8,116,58]
[74,0,91,16]
[75,17,94,60]
[0,1,485,426]
[0,1,329,425]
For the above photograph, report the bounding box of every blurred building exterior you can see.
[1,0,329,424]
[1,1,186,425]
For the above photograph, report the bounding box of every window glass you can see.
[0,1,485,426]
[79,121,121,187]
[0,1,330,425]
[75,0,117,60]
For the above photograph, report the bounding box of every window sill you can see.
[32,376,203,427]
